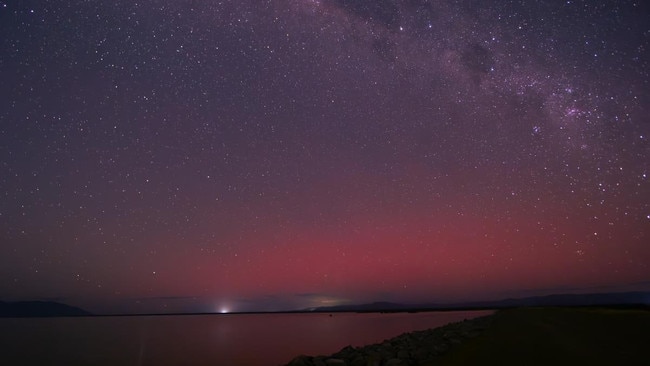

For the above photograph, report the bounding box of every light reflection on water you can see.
[0,310,492,366]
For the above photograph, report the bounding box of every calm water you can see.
[0,310,492,366]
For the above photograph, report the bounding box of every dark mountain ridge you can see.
[308,291,650,312]
[0,300,91,318]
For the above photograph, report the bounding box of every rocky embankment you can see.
[284,314,494,366]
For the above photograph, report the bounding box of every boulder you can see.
[413,347,430,360]
[325,358,346,365]
[288,355,314,366]
[384,359,403,366]
[349,356,366,366]
[396,349,409,359]
[283,314,495,366]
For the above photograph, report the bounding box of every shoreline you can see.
[284,306,650,366]
[284,313,495,366]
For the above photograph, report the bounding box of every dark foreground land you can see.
[285,307,650,366]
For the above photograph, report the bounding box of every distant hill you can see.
[309,291,650,312]
[0,301,91,317]
[461,291,650,309]
[307,301,409,312]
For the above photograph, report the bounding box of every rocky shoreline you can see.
[284,313,494,366]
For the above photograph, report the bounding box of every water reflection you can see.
[0,310,492,366]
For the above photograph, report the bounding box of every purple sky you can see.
[1,0,649,314]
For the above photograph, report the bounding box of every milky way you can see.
[1,0,648,313]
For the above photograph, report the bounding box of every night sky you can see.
[1,0,649,314]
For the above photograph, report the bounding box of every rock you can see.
[396,349,409,359]
[333,345,357,360]
[365,353,382,366]
[413,347,430,360]
[432,343,448,354]
[283,314,495,366]
[325,358,346,365]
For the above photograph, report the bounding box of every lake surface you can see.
[0,310,492,366]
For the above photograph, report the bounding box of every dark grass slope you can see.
[437,307,650,366]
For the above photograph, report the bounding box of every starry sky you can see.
[1,0,649,314]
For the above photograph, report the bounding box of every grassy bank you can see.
[437,307,649,366]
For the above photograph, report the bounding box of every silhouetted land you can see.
[286,307,649,366]
[308,291,650,313]
[0,301,90,317]
[438,307,649,365]
[3,291,648,317]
